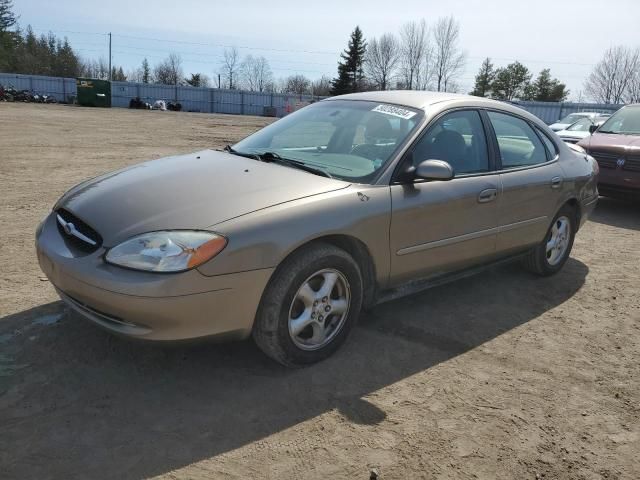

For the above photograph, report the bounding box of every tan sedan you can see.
[36,91,599,366]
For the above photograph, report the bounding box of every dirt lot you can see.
[0,103,638,480]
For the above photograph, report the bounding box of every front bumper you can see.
[36,213,273,341]
[597,166,640,199]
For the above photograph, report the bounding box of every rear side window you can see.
[535,127,559,160]
[488,111,548,169]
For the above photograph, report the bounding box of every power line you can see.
[24,26,597,69]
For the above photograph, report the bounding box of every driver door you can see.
[389,109,501,285]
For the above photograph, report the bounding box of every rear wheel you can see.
[523,205,576,276]
[253,243,363,366]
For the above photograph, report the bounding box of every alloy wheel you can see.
[288,268,351,351]
[546,215,571,266]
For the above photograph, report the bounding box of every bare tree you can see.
[365,33,400,90]
[220,46,239,89]
[416,43,435,90]
[310,75,332,96]
[399,20,428,90]
[153,53,183,85]
[283,74,311,94]
[240,55,273,92]
[126,67,144,83]
[79,57,109,80]
[627,66,640,103]
[433,16,466,92]
[585,46,640,104]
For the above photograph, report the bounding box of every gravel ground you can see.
[0,103,638,480]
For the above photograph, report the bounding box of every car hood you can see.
[557,129,589,139]
[549,123,570,131]
[577,133,640,151]
[57,149,350,246]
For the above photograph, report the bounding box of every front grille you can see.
[590,150,618,169]
[56,208,102,254]
[624,155,640,172]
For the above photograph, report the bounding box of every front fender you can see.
[196,185,392,288]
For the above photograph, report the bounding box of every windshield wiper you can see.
[257,151,333,178]
[222,144,261,160]
[596,130,618,134]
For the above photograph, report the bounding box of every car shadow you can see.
[0,258,588,479]
[588,196,640,231]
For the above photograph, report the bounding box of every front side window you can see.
[232,100,423,182]
[488,111,548,169]
[409,110,489,176]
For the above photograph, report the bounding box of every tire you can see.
[253,243,363,367]
[523,204,576,276]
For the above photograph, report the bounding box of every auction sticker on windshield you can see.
[371,104,418,120]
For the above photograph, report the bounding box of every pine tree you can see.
[490,61,532,101]
[470,57,495,97]
[0,0,17,71]
[141,58,150,83]
[523,69,569,102]
[331,26,367,95]
[111,66,126,81]
[0,0,17,31]
[55,38,79,77]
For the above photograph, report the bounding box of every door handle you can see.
[477,188,498,203]
[551,176,563,189]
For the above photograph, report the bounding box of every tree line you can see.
[469,58,569,102]
[330,17,466,95]
[1,0,639,103]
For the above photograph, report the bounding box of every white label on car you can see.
[371,104,417,119]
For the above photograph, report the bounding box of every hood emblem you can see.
[56,214,97,246]
[617,158,625,168]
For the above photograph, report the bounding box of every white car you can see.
[555,116,609,144]
[549,112,608,132]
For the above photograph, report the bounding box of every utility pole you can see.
[108,32,112,81]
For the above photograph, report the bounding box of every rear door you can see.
[485,110,565,254]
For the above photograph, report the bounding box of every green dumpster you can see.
[76,78,111,107]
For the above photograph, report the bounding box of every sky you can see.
[14,0,640,100]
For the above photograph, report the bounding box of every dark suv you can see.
[578,104,640,200]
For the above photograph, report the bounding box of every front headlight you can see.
[105,231,227,273]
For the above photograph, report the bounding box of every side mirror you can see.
[589,124,598,135]
[414,159,455,181]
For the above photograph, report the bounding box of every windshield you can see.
[232,100,423,182]
[598,107,640,135]
[567,118,593,132]
[558,113,589,124]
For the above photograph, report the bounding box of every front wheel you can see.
[523,205,576,276]
[253,243,363,367]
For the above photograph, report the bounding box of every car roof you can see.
[324,90,506,111]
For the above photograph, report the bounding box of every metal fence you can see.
[0,73,76,103]
[0,72,626,122]
[110,81,322,116]
[510,100,623,124]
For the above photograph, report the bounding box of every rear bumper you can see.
[580,195,598,228]
[36,213,273,341]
